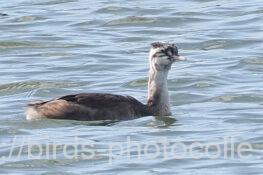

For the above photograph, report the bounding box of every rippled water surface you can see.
[0,0,263,174]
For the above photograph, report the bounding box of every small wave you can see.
[0,13,8,16]
[0,40,84,49]
[95,6,133,14]
[12,15,46,23]
[106,16,156,26]
[170,78,215,90]
[201,40,226,50]
[124,78,147,88]
[244,58,263,65]
[0,81,77,96]
[31,0,76,6]
[201,39,261,51]
[0,41,36,49]
[214,94,263,103]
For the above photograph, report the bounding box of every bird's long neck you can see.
[147,68,171,116]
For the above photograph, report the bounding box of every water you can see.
[0,0,263,174]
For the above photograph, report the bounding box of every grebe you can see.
[26,42,186,121]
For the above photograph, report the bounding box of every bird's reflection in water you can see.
[63,116,176,127]
[150,116,177,128]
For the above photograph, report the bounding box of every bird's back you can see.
[26,93,150,121]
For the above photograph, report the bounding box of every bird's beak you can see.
[173,55,187,61]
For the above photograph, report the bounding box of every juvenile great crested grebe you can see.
[26,42,186,121]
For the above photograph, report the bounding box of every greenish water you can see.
[0,0,263,174]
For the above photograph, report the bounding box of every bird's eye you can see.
[167,56,172,61]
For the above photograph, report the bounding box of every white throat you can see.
[147,65,171,116]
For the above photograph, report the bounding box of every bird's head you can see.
[149,42,186,71]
